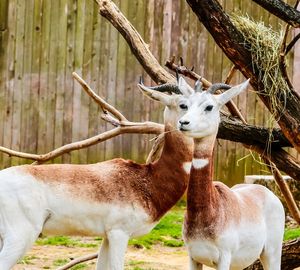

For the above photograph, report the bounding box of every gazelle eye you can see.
[179,103,188,110]
[205,105,213,111]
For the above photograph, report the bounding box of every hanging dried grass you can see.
[231,14,289,121]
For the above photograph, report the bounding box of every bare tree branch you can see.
[96,0,174,85]
[0,74,164,164]
[286,32,300,54]
[72,72,127,121]
[252,0,300,27]
[56,252,98,270]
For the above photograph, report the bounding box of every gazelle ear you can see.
[137,83,173,106]
[178,77,194,96]
[216,79,250,106]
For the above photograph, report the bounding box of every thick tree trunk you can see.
[245,238,300,270]
[186,0,300,153]
[96,0,300,183]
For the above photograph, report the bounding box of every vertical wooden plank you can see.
[37,0,51,156]
[62,0,76,164]
[111,0,126,159]
[121,0,135,160]
[178,0,190,60]
[135,0,149,162]
[71,0,86,164]
[149,0,164,130]
[0,0,9,167]
[2,0,17,168]
[87,1,102,164]
[0,0,8,31]
[161,0,172,64]
[95,6,110,162]
[130,0,146,162]
[170,0,180,58]
[104,0,119,161]
[46,0,59,162]
[53,0,68,163]
[21,0,34,165]
[11,0,26,166]
[77,0,93,164]
[29,0,43,156]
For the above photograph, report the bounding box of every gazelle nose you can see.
[179,120,190,126]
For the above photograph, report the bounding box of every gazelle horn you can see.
[207,83,231,94]
[139,77,182,94]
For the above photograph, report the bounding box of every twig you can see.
[285,32,300,54]
[165,58,210,87]
[72,72,127,121]
[279,0,300,91]
[268,161,300,224]
[0,75,164,164]
[56,252,98,270]
[279,24,294,90]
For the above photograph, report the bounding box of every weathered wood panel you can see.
[0,0,298,186]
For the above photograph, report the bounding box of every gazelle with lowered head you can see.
[177,79,285,270]
[0,79,192,270]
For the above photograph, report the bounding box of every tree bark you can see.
[218,115,290,148]
[252,0,300,28]
[96,0,175,84]
[186,0,300,153]
[245,238,300,270]
[253,0,300,28]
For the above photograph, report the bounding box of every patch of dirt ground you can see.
[12,242,215,270]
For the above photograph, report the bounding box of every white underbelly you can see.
[42,198,156,237]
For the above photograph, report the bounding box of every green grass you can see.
[17,255,38,265]
[53,258,69,266]
[70,263,87,269]
[284,227,300,240]
[129,206,184,249]
[36,235,98,248]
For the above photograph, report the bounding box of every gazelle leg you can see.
[260,247,281,270]
[0,229,40,270]
[217,252,231,270]
[107,229,129,270]
[189,257,203,270]
[96,237,109,270]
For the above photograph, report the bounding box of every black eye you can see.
[179,104,188,110]
[205,105,213,111]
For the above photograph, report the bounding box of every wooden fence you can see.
[0,0,298,186]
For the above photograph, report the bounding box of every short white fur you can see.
[178,78,285,270]
[0,81,193,270]
[192,159,209,169]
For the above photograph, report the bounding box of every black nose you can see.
[179,120,190,126]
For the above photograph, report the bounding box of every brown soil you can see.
[12,242,215,270]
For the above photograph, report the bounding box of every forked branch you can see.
[0,74,163,164]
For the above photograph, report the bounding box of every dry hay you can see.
[230,14,290,122]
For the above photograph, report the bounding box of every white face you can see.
[177,79,250,139]
[137,81,192,126]
[177,92,221,138]
[137,78,249,133]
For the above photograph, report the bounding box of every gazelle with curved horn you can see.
[0,78,194,270]
[177,80,285,270]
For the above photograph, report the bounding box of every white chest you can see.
[186,239,219,268]
[185,221,266,269]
